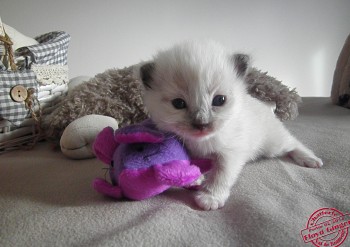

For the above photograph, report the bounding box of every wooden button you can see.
[10,85,28,102]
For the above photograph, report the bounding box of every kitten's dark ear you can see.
[140,62,155,89]
[232,53,250,78]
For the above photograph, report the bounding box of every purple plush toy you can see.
[92,120,210,200]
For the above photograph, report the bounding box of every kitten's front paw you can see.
[195,190,227,210]
[302,156,323,168]
[185,174,205,190]
[289,150,323,168]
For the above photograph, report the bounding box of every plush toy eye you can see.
[133,144,145,152]
[212,95,226,106]
[172,98,187,109]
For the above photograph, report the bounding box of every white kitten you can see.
[138,41,323,210]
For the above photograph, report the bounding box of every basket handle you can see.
[0,29,17,71]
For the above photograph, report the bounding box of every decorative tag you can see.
[0,16,5,36]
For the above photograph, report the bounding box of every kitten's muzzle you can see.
[191,122,211,131]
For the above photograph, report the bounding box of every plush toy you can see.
[60,114,119,159]
[92,119,210,200]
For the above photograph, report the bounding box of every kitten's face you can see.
[139,41,249,141]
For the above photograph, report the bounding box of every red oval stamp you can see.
[301,208,350,247]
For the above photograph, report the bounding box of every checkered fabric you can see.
[16,31,70,66]
[0,61,5,71]
[0,70,38,126]
[0,46,5,55]
[0,43,7,70]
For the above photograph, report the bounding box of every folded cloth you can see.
[2,23,39,51]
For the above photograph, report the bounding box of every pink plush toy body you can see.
[93,120,209,200]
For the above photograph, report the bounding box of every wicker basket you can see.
[0,27,70,153]
[0,82,68,153]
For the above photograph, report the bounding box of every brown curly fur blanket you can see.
[44,66,148,140]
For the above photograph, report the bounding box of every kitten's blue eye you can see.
[212,95,226,106]
[172,98,187,109]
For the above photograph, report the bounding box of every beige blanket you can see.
[0,97,349,246]
[332,34,350,108]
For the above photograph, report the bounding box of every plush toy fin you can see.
[93,178,123,199]
[93,127,119,165]
[118,169,170,200]
[115,120,164,144]
[190,159,212,174]
[153,160,201,187]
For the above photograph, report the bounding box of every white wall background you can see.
[1,0,349,96]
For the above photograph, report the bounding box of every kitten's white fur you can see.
[139,41,323,210]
